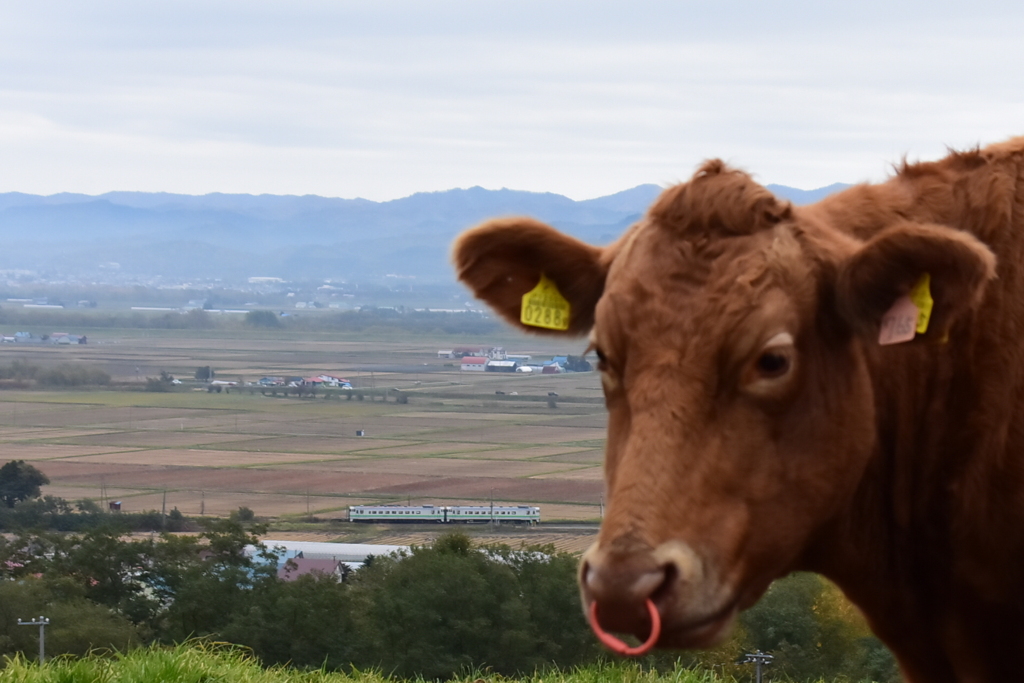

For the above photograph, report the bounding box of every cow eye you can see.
[755,351,790,378]
[744,332,795,392]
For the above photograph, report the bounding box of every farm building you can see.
[277,558,347,582]
[315,376,352,387]
[485,360,519,372]
[253,540,409,574]
[452,346,506,359]
[460,357,487,372]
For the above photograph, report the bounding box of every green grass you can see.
[0,643,740,683]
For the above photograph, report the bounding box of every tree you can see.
[194,366,214,381]
[185,308,214,328]
[244,310,282,328]
[45,527,161,624]
[488,542,600,667]
[145,377,171,392]
[351,533,549,678]
[739,572,899,682]
[222,573,357,669]
[229,506,255,522]
[0,576,138,659]
[0,461,50,508]
[157,518,274,642]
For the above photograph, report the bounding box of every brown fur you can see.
[452,137,1024,682]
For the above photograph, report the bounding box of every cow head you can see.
[452,161,996,651]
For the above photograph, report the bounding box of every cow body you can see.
[453,138,1024,682]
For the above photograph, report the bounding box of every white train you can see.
[349,504,540,525]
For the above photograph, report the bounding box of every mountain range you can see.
[0,182,850,284]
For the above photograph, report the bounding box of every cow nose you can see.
[581,553,665,607]
[580,540,703,635]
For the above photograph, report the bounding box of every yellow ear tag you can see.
[909,273,933,334]
[521,274,571,331]
[878,272,933,345]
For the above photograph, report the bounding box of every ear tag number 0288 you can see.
[878,273,934,345]
[521,274,571,331]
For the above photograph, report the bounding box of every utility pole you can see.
[17,616,49,663]
[740,651,773,683]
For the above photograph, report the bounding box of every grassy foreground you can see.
[0,643,735,683]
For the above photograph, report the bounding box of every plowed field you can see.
[0,331,609,538]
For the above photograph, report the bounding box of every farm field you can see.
[0,328,607,549]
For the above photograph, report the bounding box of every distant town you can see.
[440,346,592,374]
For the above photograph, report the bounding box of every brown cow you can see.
[452,137,1024,682]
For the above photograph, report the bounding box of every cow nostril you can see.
[631,567,666,600]
[652,560,678,603]
[580,559,596,591]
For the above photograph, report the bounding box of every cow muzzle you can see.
[580,539,736,652]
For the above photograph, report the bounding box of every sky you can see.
[2,1,1023,201]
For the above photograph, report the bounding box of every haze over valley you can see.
[0,182,847,311]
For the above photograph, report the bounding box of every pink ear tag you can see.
[878,295,919,345]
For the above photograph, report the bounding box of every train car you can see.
[447,505,540,525]
[348,504,540,524]
[349,504,448,523]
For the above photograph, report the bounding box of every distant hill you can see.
[0,182,849,284]
[767,183,853,205]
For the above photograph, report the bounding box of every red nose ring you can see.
[587,599,662,656]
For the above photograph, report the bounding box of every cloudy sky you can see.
[2,1,1022,201]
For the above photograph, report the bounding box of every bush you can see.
[244,310,282,328]
[0,576,139,659]
[348,533,595,678]
[230,506,255,522]
[36,363,110,387]
[739,572,900,682]
[145,377,171,392]
[0,361,109,387]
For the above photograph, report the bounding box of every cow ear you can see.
[452,217,608,336]
[836,221,997,341]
